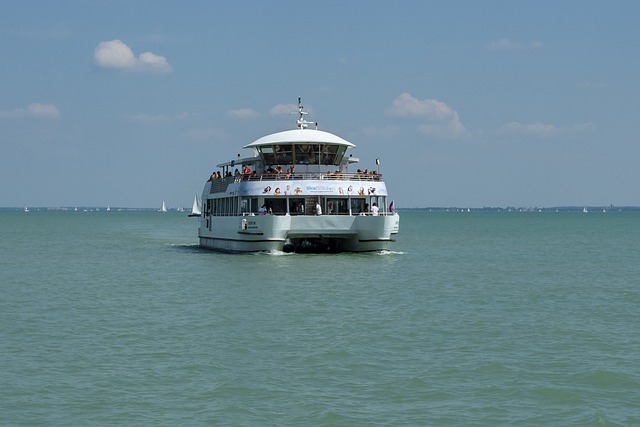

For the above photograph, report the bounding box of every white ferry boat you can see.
[196,99,400,252]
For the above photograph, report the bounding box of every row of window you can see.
[258,144,347,166]
[205,196,387,216]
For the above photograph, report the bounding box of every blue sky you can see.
[2,1,639,208]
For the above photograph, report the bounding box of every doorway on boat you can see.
[305,197,318,215]
[351,198,367,215]
[263,198,287,215]
[289,197,305,215]
[325,198,349,215]
[241,197,259,215]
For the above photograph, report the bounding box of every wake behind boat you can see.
[195,98,400,252]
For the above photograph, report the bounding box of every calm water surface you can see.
[1,210,639,426]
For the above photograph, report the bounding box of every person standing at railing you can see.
[286,165,295,179]
[371,203,379,216]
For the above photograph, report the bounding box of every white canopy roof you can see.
[243,129,355,149]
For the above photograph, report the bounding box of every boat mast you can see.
[295,97,321,173]
[296,97,317,130]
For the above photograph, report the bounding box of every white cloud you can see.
[498,121,595,137]
[227,108,258,119]
[28,103,60,118]
[94,39,172,73]
[499,121,557,137]
[485,38,542,51]
[0,103,60,119]
[269,103,298,116]
[125,111,197,124]
[388,93,469,140]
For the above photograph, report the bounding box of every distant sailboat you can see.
[24,205,29,213]
[106,206,111,212]
[188,192,202,217]
[583,207,588,213]
[159,201,167,212]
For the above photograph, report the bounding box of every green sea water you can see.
[1,210,639,426]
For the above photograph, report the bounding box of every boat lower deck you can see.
[198,213,399,253]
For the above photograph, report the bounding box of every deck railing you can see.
[252,172,382,182]
[211,172,382,184]
[209,172,384,194]
[205,211,395,217]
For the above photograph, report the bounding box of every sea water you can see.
[1,210,639,426]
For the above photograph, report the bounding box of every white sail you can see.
[159,201,167,212]
[189,192,202,216]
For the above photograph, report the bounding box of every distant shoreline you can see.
[4,206,640,213]
[399,206,640,212]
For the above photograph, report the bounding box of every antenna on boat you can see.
[294,97,316,129]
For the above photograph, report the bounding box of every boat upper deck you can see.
[208,170,383,194]
[207,98,388,196]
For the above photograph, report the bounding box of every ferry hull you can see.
[198,213,399,253]
[194,98,400,253]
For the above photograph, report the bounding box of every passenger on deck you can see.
[259,204,267,215]
[243,165,251,175]
[371,202,379,216]
[315,201,322,216]
[286,165,295,179]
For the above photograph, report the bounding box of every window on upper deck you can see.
[274,145,292,164]
[259,146,276,165]
[333,145,347,165]
[294,144,313,164]
[321,145,341,165]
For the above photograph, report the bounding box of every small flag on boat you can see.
[389,200,394,212]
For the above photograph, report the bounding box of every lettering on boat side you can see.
[305,185,336,193]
